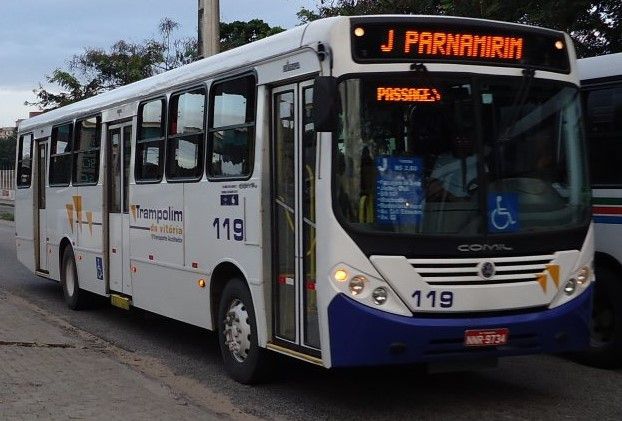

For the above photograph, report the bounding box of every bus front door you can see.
[107,123,132,295]
[35,140,48,273]
[271,81,320,355]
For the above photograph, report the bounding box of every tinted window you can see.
[17,133,33,188]
[584,84,622,186]
[136,98,166,182]
[50,123,73,186]
[208,75,256,178]
[140,99,165,140]
[167,89,205,180]
[73,116,101,185]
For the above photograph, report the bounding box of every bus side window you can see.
[73,116,101,185]
[49,123,73,187]
[207,74,256,179]
[16,133,33,188]
[585,83,622,186]
[166,88,206,181]
[136,98,166,183]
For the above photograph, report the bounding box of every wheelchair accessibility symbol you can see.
[488,193,519,233]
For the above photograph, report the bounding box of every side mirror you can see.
[313,76,339,132]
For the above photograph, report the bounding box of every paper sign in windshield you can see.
[375,157,424,224]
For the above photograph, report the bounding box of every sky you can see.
[0,0,317,127]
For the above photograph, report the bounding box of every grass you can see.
[0,212,14,222]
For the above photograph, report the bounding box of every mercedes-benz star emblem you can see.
[479,262,496,279]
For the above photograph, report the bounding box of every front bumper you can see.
[327,285,592,367]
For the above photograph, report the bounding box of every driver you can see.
[427,133,478,202]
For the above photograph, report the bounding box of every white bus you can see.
[578,52,622,366]
[16,15,594,383]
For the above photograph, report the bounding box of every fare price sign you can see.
[351,19,570,73]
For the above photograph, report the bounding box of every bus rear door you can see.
[35,139,48,273]
[107,122,132,295]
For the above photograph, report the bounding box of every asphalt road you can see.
[1,221,621,420]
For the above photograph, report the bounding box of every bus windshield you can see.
[334,74,590,236]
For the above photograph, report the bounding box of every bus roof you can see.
[19,15,571,133]
[577,52,622,82]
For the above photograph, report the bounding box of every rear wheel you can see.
[60,247,88,310]
[579,265,622,368]
[218,278,271,384]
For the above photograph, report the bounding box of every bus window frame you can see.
[16,132,34,189]
[165,84,207,183]
[206,72,257,182]
[49,121,74,188]
[72,114,102,187]
[582,80,622,189]
[135,96,167,184]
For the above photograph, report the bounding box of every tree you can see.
[220,19,285,51]
[0,135,16,170]
[298,0,622,57]
[28,18,285,111]
[28,18,198,110]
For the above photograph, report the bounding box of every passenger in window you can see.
[427,132,477,202]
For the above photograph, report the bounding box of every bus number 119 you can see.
[213,218,244,241]
[412,290,454,308]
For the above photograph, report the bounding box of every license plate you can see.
[464,328,509,347]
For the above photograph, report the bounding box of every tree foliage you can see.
[28,18,284,111]
[299,0,622,57]
[220,19,285,51]
[0,135,16,169]
[28,18,198,111]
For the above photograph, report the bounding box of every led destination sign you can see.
[380,30,524,60]
[352,20,570,73]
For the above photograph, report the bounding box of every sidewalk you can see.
[0,289,221,420]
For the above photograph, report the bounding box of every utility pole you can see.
[198,0,220,58]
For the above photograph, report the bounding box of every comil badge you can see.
[478,262,496,279]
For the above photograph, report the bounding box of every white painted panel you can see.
[38,209,47,271]
[109,213,123,292]
[131,261,211,329]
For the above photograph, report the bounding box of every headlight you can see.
[334,269,348,282]
[372,287,388,305]
[564,278,577,295]
[349,275,367,296]
[576,266,590,285]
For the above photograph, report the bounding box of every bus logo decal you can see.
[221,194,239,206]
[96,257,104,280]
[283,61,300,73]
[479,262,496,279]
[131,205,183,223]
[536,264,560,293]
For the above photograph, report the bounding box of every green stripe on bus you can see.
[593,197,622,206]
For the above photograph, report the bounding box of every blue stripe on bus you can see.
[593,216,622,224]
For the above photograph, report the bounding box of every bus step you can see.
[110,294,132,310]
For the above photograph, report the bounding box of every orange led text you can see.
[381,29,523,60]
[377,87,442,103]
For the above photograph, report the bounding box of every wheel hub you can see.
[223,299,251,362]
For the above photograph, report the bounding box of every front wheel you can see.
[218,278,271,384]
[578,266,622,368]
[60,247,88,310]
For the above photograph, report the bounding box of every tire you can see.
[218,278,271,384]
[578,265,622,368]
[60,247,88,310]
